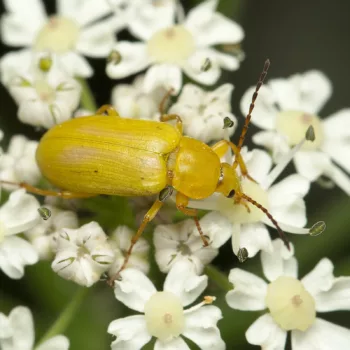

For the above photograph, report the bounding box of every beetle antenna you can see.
[240,192,290,250]
[233,59,270,169]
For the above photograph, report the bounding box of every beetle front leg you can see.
[211,140,256,182]
[108,197,165,285]
[96,104,120,117]
[0,180,95,198]
[176,192,209,247]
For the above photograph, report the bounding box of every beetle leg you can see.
[211,140,256,183]
[108,198,165,285]
[159,88,175,114]
[176,192,209,247]
[0,180,94,198]
[160,114,183,134]
[96,104,120,117]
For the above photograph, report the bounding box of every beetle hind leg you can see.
[0,180,94,198]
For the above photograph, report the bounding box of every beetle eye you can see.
[227,189,236,198]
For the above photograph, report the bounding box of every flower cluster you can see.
[0,0,349,349]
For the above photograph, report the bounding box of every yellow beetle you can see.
[2,60,287,280]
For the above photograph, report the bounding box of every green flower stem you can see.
[36,287,89,347]
[77,78,97,112]
[205,264,232,292]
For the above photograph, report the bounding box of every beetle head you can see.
[216,163,241,198]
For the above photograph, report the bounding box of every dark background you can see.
[1,0,350,349]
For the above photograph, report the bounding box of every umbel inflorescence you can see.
[0,1,349,350]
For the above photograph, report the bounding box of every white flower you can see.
[0,0,119,81]
[169,83,237,143]
[188,148,311,258]
[8,57,81,129]
[240,70,350,195]
[0,189,40,279]
[109,0,180,39]
[225,239,350,349]
[0,306,69,350]
[108,261,225,349]
[108,225,150,276]
[111,74,166,120]
[0,135,41,190]
[52,221,115,287]
[106,0,244,93]
[24,205,79,260]
[154,212,232,274]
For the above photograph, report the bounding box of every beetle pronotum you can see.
[1,60,289,283]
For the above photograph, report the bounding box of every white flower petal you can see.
[239,222,273,257]
[0,189,40,235]
[193,212,232,248]
[314,277,350,312]
[36,335,70,350]
[226,268,267,311]
[77,16,119,58]
[269,70,332,114]
[170,83,204,108]
[155,337,189,350]
[261,239,297,282]
[0,313,12,338]
[106,42,150,79]
[292,318,350,350]
[114,268,156,313]
[323,108,350,140]
[301,259,350,312]
[322,109,350,173]
[153,219,218,275]
[268,174,309,228]
[59,52,93,78]
[0,236,38,279]
[164,260,208,307]
[294,151,332,181]
[1,12,43,46]
[246,313,287,350]
[143,64,182,94]
[108,315,151,350]
[187,11,244,47]
[7,306,34,350]
[252,131,291,164]
[128,2,177,41]
[183,305,224,350]
[301,258,334,297]
[183,50,221,86]
[240,85,278,130]
[243,148,273,185]
[231,223,240,255]
[57,0,111,27]
[0,49,33,84]
[185,0,218,30]
[18,99,71,129]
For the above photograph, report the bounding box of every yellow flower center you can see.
[0,221,6,244]
[34,16,80,53]
[266,276,316,331]
[218,180,269,224]
[276,111,324,150]
[147,25,196,64]
[144,291,185,341]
